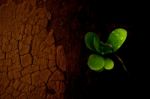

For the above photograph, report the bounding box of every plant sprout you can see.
[85,28,127,72]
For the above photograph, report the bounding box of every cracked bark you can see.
[0,0,67,99]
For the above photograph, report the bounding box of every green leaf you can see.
[104,58,114,70]
[107,28,127,52]
[93,35,102,53]
[88,54,104,71]
[85,32,97,51]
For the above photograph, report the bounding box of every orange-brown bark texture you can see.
[0,0,79,98]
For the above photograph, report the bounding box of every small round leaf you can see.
[104,58,114,70]
[88,54,105,71]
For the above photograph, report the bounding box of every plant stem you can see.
[114,54,128,72]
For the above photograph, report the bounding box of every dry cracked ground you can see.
[0,0,66,99]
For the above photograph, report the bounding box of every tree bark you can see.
[0,0,73,98]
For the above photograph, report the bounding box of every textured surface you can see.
[0,0,66,99]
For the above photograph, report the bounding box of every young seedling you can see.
[85,28,127,72]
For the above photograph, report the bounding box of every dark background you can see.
[68,0,149,98]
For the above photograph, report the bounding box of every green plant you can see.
[85,28,127,72]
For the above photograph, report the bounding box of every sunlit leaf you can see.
[88,54,104,71]
[104,58,114,70]
[107,28,127,52]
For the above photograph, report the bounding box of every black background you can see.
[70,0,149,98]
